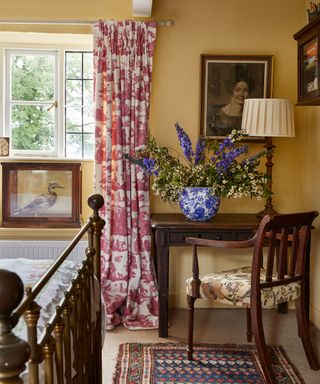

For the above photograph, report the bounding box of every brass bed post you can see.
[82,258,92,380]
[79,269,87,381]
[62,301,72,384]
[75,277,84,382]
[87,194,105,384]
[87,194,105,280]
[23,290,41,384]
[0,270,30,384]
[53,312,65,384]
[84,246,95,381]
[42,335,55,384]
[69,282,79,383]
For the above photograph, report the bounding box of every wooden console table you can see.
[151,213,261,338]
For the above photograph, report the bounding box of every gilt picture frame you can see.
[1,162,81,228]
[200,54,274,141]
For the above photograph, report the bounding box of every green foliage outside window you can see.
[11,105,54,150]
[11,54,55,101]
[10,53,55,151]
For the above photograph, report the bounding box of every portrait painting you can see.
[200,55,273,140]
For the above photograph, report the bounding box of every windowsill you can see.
[0,226,85,240]
[0,157,94,162]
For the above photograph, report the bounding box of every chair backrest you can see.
[251,211,319,296]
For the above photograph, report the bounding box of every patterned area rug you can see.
[112,343,305,383]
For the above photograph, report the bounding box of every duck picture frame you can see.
[1,162,81,228]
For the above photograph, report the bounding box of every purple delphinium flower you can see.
[241,150,265,167]
[241,156,255,166]
[175,122,194,161]
[216,146,248,175]
[211,137,235,163]
[143,158,159,175]
[195,137,205,164]
[219,137,233,150]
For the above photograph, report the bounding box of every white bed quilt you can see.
[0,258,79,340]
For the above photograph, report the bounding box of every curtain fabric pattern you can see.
[93,20,158,329]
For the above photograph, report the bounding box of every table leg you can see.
[305,235,311,323]
[152,228,158,277]
[156,230,169,338]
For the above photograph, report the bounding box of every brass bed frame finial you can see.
[0,269,31,383]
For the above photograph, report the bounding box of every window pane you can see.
[66,80,82,106]
[66,133,82,158]
[11,53,55,101]
[66,106,82,132]
[11,105,54,150]
[84,133,94,158]
[65,52,82,79]
[65,51,93,159]
[83,107,94,132]
[83,53,93,79]
[83,80,93,106]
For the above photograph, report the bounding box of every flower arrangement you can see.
[133,123,270,204]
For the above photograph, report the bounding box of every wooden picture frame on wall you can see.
[294,16,320,105]
[1,162,82,228]
[200,54,274,141]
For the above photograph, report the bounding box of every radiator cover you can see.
[0,240,87,263]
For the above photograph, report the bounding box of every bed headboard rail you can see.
[0,193,105,384]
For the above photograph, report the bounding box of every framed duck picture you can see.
[1,162,81,228]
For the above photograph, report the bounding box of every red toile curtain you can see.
[93,20,158,329]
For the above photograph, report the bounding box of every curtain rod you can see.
[0,19,173,27]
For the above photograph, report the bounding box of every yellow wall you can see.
[300,108,320,330]
[149,0,319,323]
[1,0,320,327]
[302,0,320,334]
[0,0,132,34]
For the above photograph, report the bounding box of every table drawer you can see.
[169,231,233,245]
[235,230,256,241]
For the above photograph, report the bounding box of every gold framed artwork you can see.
[200,54,274,140]
[1,162,82,228]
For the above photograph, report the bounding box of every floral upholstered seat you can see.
[186,266,301,308]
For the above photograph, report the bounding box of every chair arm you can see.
[185,233,257,249]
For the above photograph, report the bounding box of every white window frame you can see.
[0,32,93,159]
[5,49,59,157]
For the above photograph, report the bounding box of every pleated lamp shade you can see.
[241,98,295,137]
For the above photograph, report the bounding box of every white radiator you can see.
[0,240,88,263]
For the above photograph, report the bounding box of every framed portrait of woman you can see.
[200,54,274,141]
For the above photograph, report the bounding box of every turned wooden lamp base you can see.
[256,206,279,218]
[257,137,280,218]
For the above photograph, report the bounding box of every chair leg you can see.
[295,297,320,370]
[246,307,252,342]
[187,295,196,360]
[251,305,277,384]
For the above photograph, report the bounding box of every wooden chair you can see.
[185,212,320,384]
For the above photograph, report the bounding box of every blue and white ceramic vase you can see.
[178,187,220,222]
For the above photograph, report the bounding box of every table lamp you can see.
[241,98,295,216]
